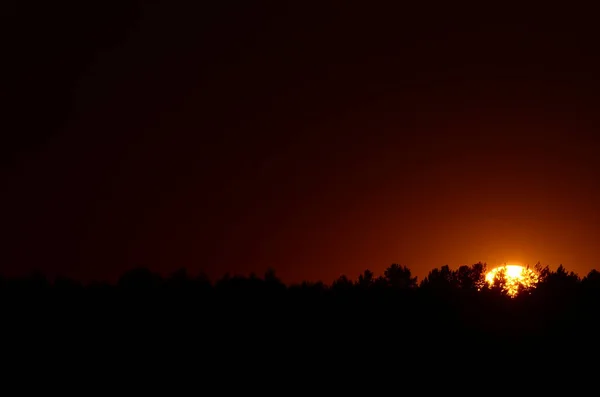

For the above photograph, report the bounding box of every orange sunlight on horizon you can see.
[485,264,539,297]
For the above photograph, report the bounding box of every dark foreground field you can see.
[2,264,598,386]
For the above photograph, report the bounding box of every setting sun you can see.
[485,264,538,297]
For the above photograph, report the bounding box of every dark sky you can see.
[3,2,600,283]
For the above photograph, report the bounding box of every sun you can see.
[485,264,538,297]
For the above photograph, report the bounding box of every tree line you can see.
[2,262,598,297]
[2,262,599,371]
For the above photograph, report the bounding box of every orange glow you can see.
[485,264,538,297]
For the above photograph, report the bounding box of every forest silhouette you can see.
[2,262,599,377]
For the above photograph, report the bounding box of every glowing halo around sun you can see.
[485,264,539,297]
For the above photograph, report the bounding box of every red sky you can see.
[3,2,600,283]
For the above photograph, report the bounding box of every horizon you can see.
[2,260,593,287]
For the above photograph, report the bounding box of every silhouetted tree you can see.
[420,263,486,293]
[534,262,551,282]
[457,262,487,291]
[537,264,580,298]
[489,267,508,295]
[332,274,354,292]
[420,265,455,290]
[582,269,600,289]
[357,269,374,289]
[118,267,162,290]
[383,264,417,289]
[194,272,212,288]
[166,268,191,288]
[263,268,286,295]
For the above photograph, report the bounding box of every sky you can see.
[3,2,600,284]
